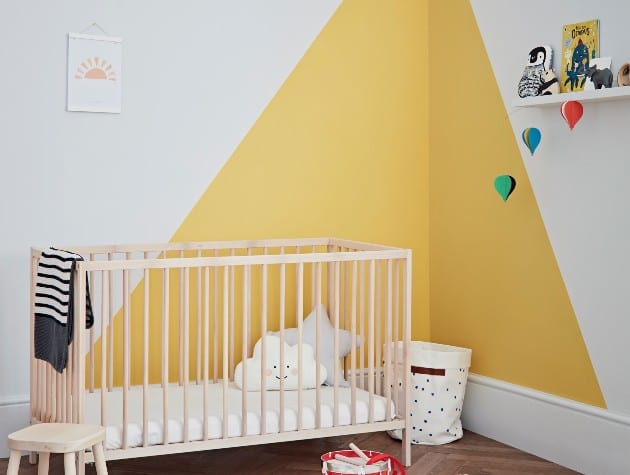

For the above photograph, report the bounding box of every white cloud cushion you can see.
[234,335,327,391]
[271,304,362,387]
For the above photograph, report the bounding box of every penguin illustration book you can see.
[518,45,553,98]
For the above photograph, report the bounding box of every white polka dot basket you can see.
[387,341,472,445]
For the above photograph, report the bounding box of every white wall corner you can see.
[462,373,630,475]
[0,397,30,459]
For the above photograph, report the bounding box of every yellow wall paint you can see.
[172,0,430,340]
[428,0,605,406]
[91,0,431,387]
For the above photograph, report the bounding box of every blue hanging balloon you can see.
[522,127,541,155]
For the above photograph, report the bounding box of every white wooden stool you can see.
[6,423,107,475]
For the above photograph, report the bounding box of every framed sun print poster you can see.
[67,33,122,113]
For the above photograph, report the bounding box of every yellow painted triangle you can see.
[428,0,605,407]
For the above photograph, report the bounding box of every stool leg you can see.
[37,452,50,475]
[64,453,76,475]
[92,443,108,475]
[7,449,21,475]
[29,452,38,465]
[77,451,85,475]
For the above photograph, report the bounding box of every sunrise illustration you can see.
[74,56,116,81]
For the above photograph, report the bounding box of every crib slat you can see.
[183,267,190,443]
[213,250,219,383]
[179,251,184,387]
[62,362,68,422]
[376,262,382,396]
[368,260,375,424]
[241,264,249,436]
[315,262,322,429]
[359,261,365,391]
[61,366,66,422]
[70,321,76,423]
[296,262,304,431]
[67,337,73,422]
[30,253,38,421]
[46,364,53,422]
[108,253,114,392]
[327,244,334,323]
[343,257,349,381]
[279,247,285,433]
[402,253,412,467]
[311,246,316,309]
[51,365,57,421]
[76,264,86,426]
[37,361,43,422]
[89,256,95,394]
[333,260,340,427]
[203,266,210,441]
[229,250,235,379]
[196,250,202,385]
[394,260,400,411]
[143,261,150,447]
[222,267,229,439]
[248,247,253,358]
[162,268,170,446]
[122,265,130,449]
[229,249,236,379]
[56,370,62,422]
[385,259,393,421]
[350,260,358,425]
[260,258,267,435]
[100,270,108,428]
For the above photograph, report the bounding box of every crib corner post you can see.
[73,261,87,425]
[402,427,412,467]
[30,248,39,422]
[402,249,412,467]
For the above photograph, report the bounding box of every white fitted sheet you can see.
[84,382,394,449]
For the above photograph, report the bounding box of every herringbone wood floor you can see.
[1,430,580,475]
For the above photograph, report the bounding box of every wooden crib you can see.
[29,238,412,473]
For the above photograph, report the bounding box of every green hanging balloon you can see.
[494,175,516,202]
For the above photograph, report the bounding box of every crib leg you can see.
[29,451,38,464]
[402,427,411,467]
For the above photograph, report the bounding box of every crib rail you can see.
[30,238,412,468]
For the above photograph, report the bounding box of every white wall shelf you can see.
[512,86,630,108]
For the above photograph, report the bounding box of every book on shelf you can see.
[560,19,599,93]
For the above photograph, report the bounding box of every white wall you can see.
[471,0,630,415]
[0,0,340,453]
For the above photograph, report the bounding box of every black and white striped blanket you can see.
[34,247,94,373]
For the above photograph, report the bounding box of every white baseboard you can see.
[462,373,630,475]
[0,397,30,459]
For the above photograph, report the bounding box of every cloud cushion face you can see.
[234,335,327,391]
[271,304,362,387]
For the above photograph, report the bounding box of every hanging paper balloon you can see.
[494,175,516,202]
[560,100,583,130]
[522,127,541,155]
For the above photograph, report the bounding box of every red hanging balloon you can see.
[560,100,583,130]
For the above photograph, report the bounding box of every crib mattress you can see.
[84,382,394,449]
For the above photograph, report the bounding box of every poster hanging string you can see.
[79,22,111,36]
